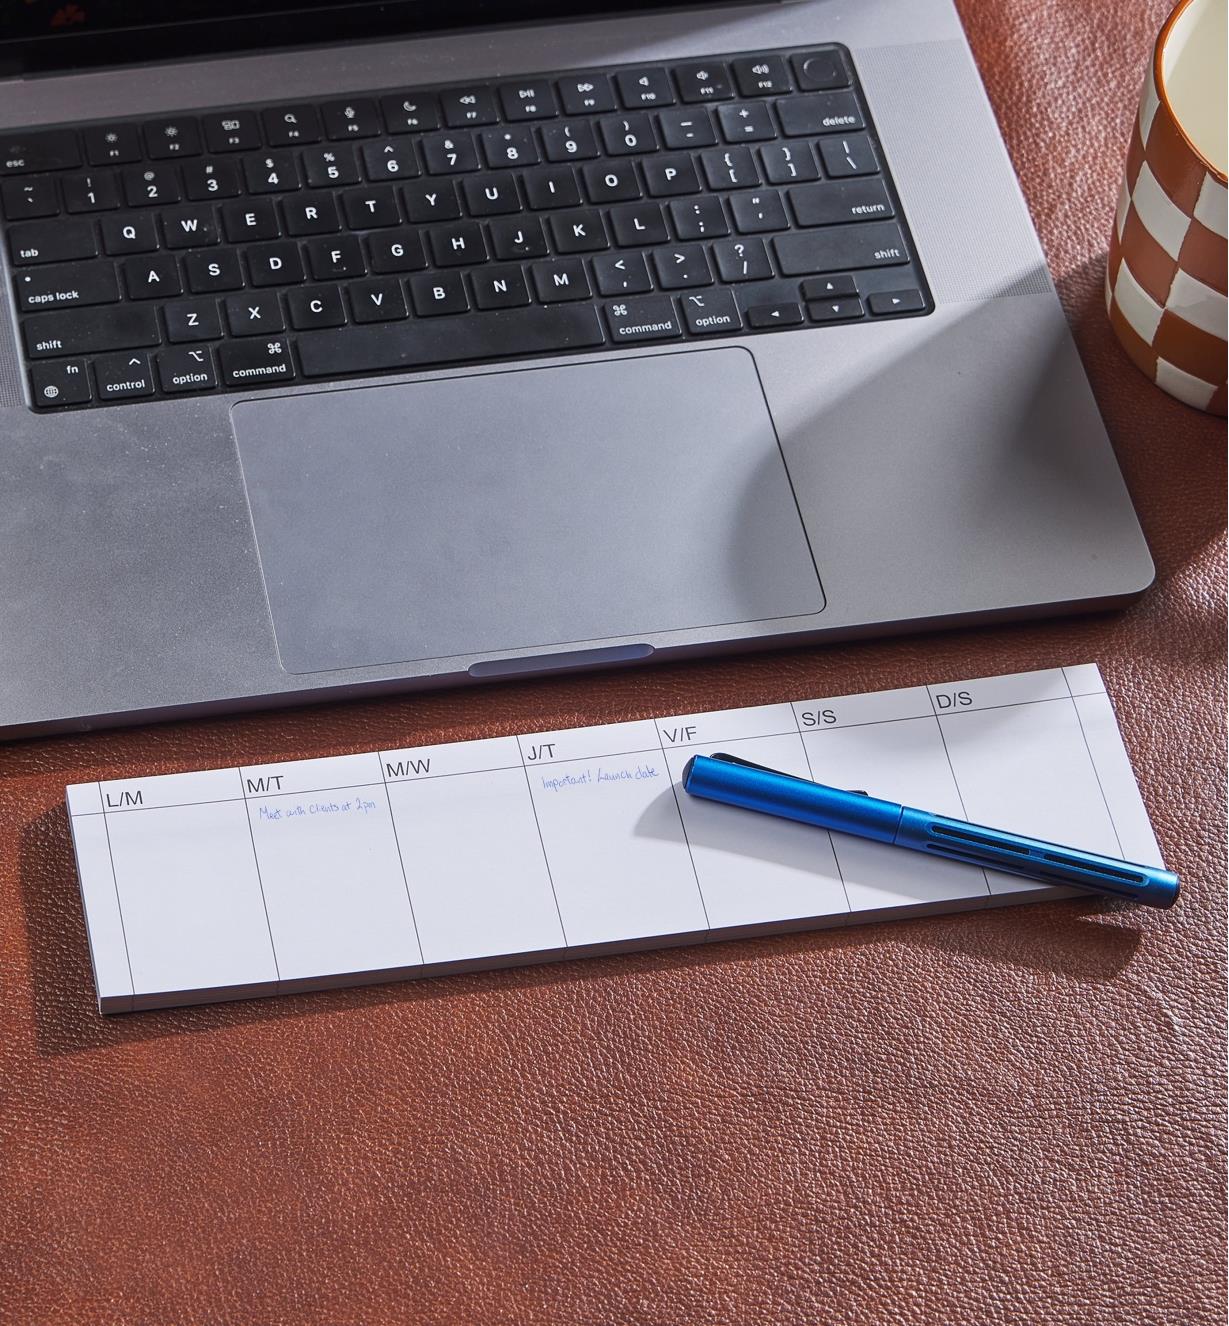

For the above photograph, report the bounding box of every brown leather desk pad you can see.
[2,2,1225,1321]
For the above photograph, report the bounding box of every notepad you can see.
[67,663,1163,1013]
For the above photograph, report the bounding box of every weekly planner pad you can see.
[67,664,1164,1012]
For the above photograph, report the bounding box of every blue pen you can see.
[682,753,1179,909]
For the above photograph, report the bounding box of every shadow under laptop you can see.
[20,791,1140,1059]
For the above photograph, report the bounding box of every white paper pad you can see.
[66,663,1163,1013]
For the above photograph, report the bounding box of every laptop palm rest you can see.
[230,347,824,675]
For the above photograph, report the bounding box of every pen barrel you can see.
[893,809,1180,908]
[683,757,902,841]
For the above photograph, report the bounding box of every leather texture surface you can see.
[2,2,1225,1322]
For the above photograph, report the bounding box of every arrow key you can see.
[807,296,864,323]
[868,288,926,315]
[747,302,804,329]
[94,351,155,401]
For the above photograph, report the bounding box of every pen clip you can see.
[708,752,867,796]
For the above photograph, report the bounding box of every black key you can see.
[818,133,878,178]
[301,146,360,188]
[94,351,155,400]
[222,199,280,242]
[349,277,409,322]
[480,128,539,170]
[582,161,640,204]
[868,288,926,315]
[157,346,218,392]
[220,339,296,386]
[471,264,531,310]
[298,304,604,375]
[21,266,80,328]
[83,125,142,167]
[184,249,244,292]
[366,229,426,273]
[122,166,181,207]
[669,197,728,240]
[428,221,486,267]
[610,203,667,247]
[730,189,788,233]
[144,119,201,162]
[247,241,305,286]
[731,55,791,97]
[408,270,469,316]
[778,92,864,138]
[361,141,420,182]
[549,210,608,254]
[642,155,701,197]
[342,186,401,228]
[401,179,461,223]
[653,245,712,289]
[531,258,591,303]
[712,237,773,282]
[592,252,653,296]
[305,236,365,279]
[793,50,850,92]
[62,172,120,213]
[701,146,760,189]
[287,285,347,329]
[801,274,858,300]
[717,103,777,143]
[282,194,341,236]
[164,298,223,342]
[657,108,717,150]
[522,166,582,210]
[604,295,681,343]
[123,254,182,300]
[540,121,599,163]
[498,82,559,121]
[101,214,159,255]
[244,151,300,194]
[488,216,548,260]
[774,221,909,276]
[182,159,242,201]
[322,99,382,139]
[162,205,219,249]
[558,75,616,116]
[807,296,864,322]
[202,112,262,153]
[746,301,803,328]
[381,93,442,134]
[0,129,80,175]
[441,88,498,128]
[761,143,819,185]
[674,63,735,104]
[790,178,893,228]
[2,178,58,219]
[9,219,96,265]
[616,68,674,109]
[598,113,657,156]
[262,105,322,146]
[679,287,742,335]
[30,358,91,407]
[24,305,160,358]
[462,173,522,216]
[224,292,284,335]
[421,132,480,175]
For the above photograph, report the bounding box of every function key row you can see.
[0,50,852,176]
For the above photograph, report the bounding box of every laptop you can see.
[0,0,1153,739]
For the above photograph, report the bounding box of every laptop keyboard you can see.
[1,46,932,411]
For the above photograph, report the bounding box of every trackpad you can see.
[231,348,823,674]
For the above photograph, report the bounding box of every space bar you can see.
[297,306,606,378]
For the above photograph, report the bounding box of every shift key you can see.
[15,260,118,312]
[773,221,910,276]
[24,304,160,357]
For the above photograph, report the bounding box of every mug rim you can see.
[1155,0,1228,185]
